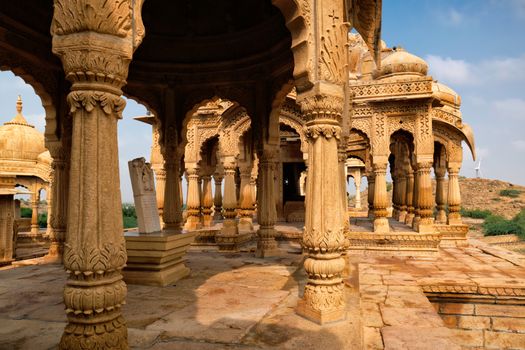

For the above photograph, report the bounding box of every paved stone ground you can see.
[0,242,362,350]
[2,223,525,349]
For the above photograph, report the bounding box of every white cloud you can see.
[426,54,525,87]
[508,0,525,18]
[448,9,464,25]
[512,140,525,151]
[426,55,472,85]
[491,98,525,120]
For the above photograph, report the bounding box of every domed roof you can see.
[37,150,52,166]
[0,96,46,162]
[433,82,461,108]
[376,47,428,79]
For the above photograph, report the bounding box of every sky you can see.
[0,0,524,203]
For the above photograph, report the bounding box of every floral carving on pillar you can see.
[51,1,143,348]
[296,93,346,324]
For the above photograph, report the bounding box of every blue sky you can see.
[0,0,524,202]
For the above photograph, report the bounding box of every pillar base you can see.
[405,213,415,226]
[436,224,468,247]
[417,221,435,234]
[296,299,346,325]
[184,216,202,230]
[201,214,213,228]
[238,217,253,232]
[373,217,390,233]
[123,230,196,287]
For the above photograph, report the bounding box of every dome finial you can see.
[16,95,22,114]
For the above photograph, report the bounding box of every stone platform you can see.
[124,230,196,287]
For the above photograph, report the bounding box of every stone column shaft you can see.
[435,172,447,224]
[373,163,389,232]
[447,164,462,225]
[0,194,14,265]
[412,169,420,230]
[47,151,69,261]
[405,172,415,226]
[213,174,223,220]
[201,175,214,227]
[296,94,346,325]
[354,173,362,209]
[218,159,239,241]
[238,164,254,231]
[163,159,183,231]
[30,192,39,237]
[184,166,202,230]
[155,168,166,225]
[398,175,407,222]
[367,174,375,218]
[416,162,434,233]
[255,150,278,257]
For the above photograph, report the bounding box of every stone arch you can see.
[433,122,463,164]
[271,1,312,92]
[220,111,252,158]
[279,98,307,154]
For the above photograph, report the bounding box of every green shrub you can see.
[483,209,525,238]
[122,203,137,218]
[499,189,521,198]
[386,182,392,192]
[38,213,47,228]
[123,215,137,229]
[460,208,492,219]
[20,207,32,218]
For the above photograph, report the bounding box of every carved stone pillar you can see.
[0,176,15,266]
[412,168,420,230]
[447,163,462,225]
[397,174,407,223]
[338,149,350,239]
[391,174,400,220]
[238,163,254,231]
[435,169,447,224]
[354,171,362,209]
[217,157,239,247]
[30,191,40,237]
[45,186,53,239]
[372,162,389,232]
[416,162,434,233]
[201,174,214,227]
[154,168,166,225]
[296,94,346,324]
[163,158,183,231]
[184,164,202,230]
[46,144,69,261]
[367,173,375,218]
[405,170,415,226]
[255,148,278,258]
[213,173,223,220]
[51,1,145,347]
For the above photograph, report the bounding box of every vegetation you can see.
[460,208,492,219]
[122,203,138,229]
[483,209,525,239]
[386,182,392,192]
[20,207,32,218]
[38,213,47,228]
[499,189,522,198]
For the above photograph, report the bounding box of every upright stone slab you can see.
[0,175,16,266]
[128,157,161,233]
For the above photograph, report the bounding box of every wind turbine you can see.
[474,158,483,178]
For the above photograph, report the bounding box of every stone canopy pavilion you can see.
[1,1,525,350]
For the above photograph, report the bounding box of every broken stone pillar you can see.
[184,164,202,230]
[238,162,254,232]
[213,172,223,220]
[373,162,389,233]
[296,93,346,324]
[128,158,161,234]
[256,148,278,258]
[447,163,462,225]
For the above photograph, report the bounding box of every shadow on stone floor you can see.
[0,242,356,350]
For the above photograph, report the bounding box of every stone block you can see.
[123,230,196,286]
[450,329,484,347]
[442,315,457,328]
[485,331,525,349]
[475,304,525,317]
[457,315,490,330]
[128,158,161,234]
[363,326,384,349]
[440,303,475,315]
[492,317,525,333]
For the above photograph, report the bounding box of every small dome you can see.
[0,96,46,162]
[375,47,428,79]
[433,82,461,108]
[37,150,53,166]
